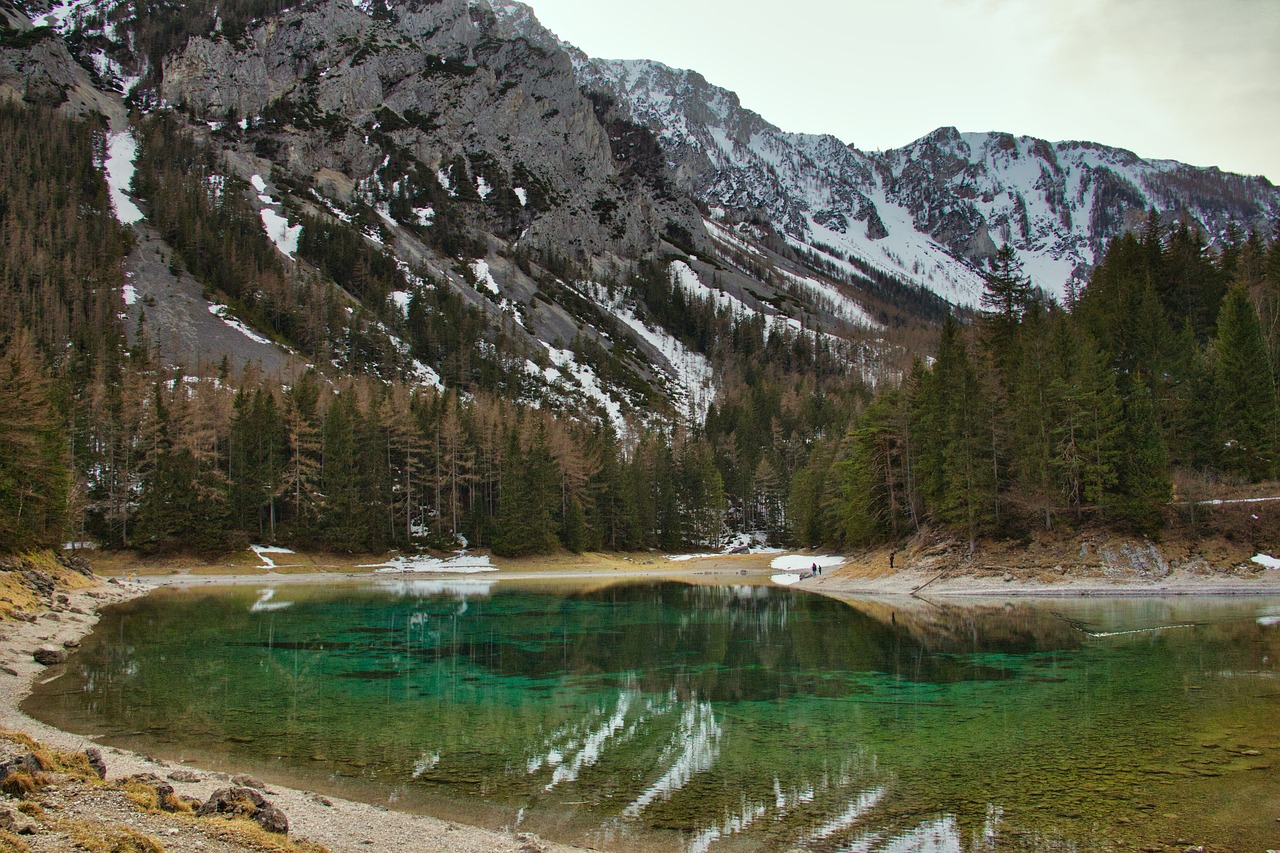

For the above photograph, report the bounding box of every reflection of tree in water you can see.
[31,584,1280,853]
[831,595,1084,654]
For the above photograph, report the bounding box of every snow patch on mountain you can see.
[545,344,626,435]
[103,131,144,225]
[208,303,272,346]
[250,175,301,257]
[572,281,715,425]
[584,58,1280,308]
[470,259,500,295]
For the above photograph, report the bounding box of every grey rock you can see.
[231,773,267,790]
[167,768,203,783]
[32,647,66,666]
[84,747,107,779]
[199,786,289,834]
[0,803,39,834]
[0,753,43,784]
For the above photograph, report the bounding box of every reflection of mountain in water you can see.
[508,683,1001,853]
[32,583,1280,853]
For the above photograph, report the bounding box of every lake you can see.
[25,579,1280,852]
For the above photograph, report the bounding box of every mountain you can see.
[581,58,1280,306]
[5,0,925,428]
[3,0,1279,558]
[6,0,1272,395]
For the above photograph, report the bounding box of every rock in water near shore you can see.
[199,786,289,834]
[32,646,66,665]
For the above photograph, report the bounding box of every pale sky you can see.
[525,0,1280,183]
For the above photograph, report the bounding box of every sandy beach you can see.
[3,542,1280,851]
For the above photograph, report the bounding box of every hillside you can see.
[0,0,1278,560]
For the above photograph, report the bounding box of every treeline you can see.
[72,366,741,556]
[792,219,1280,548]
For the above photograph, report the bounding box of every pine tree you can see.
[1051,329,1121,519]
[319,393,362,550]
[1113,378,1171,533]
[1213,285,1278,480]
[939,336,997,549]
[980,245,1034,375]
[0,331,69,551]
[837,391,906,545]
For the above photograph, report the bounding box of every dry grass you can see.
[196,817,330,853]
[66,822,165,853]
[35,747,101,782]
[118,778,161,812]
[0,829,32,852]
[0,730,40,752]
[0,771,44,799]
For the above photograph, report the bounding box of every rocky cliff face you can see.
[158,0,700,263]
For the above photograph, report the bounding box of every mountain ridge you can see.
[579,54,1278,305]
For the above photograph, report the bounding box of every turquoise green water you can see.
[24,580,1280,852]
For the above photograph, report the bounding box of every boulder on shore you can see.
[198,786,289,834]
[33,646,66,665]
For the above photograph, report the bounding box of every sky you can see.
[523,0,1280,183]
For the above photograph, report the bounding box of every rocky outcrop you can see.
[0,5,124,121]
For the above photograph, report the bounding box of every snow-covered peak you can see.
[586,44,1280,305]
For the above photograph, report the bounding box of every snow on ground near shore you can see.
[1252,554,1280,570]
[362,553,498,573]
[250,545,295,569]
[770,554,845,586]
[667,533,783,562]
[771,555,845,571]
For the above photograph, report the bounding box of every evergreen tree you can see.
[837,391,906,545]
[980,245,1034,375]
[0,331,69,552]
[1113,378,1171,533]
[1213,285,1278,480]
[319,394,363,550]
[1051,329,1121,520]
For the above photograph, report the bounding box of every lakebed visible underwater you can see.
[25,579,1280,852]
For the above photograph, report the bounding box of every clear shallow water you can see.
[25,580,1280,852]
